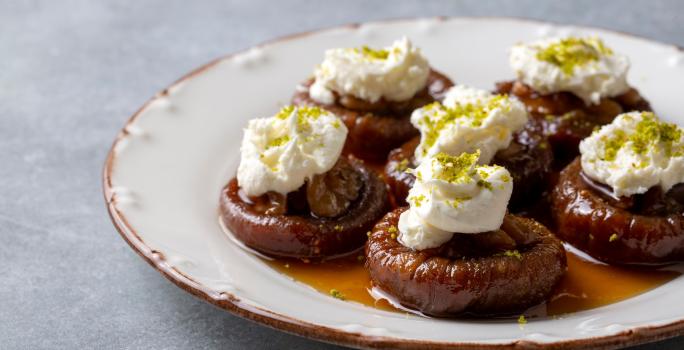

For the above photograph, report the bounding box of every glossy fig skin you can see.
[292,70,454,161]
[384,123,553,210]
[495,81,651,167]
[365,208,567,317]
[551,159,684,265]
[220,159,388,259]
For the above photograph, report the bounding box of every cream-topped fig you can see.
[309,37,430,104]
[510,36,630,105]
[237,105,347,196]
[579,111,684,197]
[411,85,528,165]
[397,151,513,250]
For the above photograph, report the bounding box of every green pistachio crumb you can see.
[330,289,346,300]
[536,37,613,76]
[609,233,618,242]
[409,194,426,207]
[357,45,390,60]
[504,250,523,260]
[419,96,511,154]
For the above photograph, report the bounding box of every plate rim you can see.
[102,15,684,350]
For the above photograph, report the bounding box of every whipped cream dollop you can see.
[309,37,430,104]
[580,111,684,197]
[510,36,630,105]
[237,105,348,196]
[411,85,528,165]
[398,151,513,250]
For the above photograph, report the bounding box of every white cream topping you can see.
[237,106,347,196]
[411,85,528,165]
[309,37,430,104]
[398,151,513,250]
[580,111,684,197]
[510,36,630,105]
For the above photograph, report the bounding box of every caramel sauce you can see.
[265,250,681,318]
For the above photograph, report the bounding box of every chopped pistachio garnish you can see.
[275,105,326,133]
[357,255,364,262]
[599,112,683,165]
[477,179,493,191]
[409,194,426,207]
[536,37,613,75]
[334,225,343,232]
[518,315,528,325]
[388,225,398,234]
[266,135,290,149]
[366,231,371,237]
[504,250,523,260]
[396,158,410,172]
[432,151,480,184]
[609,233,618,242]
[448,196,471,209]
[353,45,390,60]
[418,96,511,155]
[330,289,346,300]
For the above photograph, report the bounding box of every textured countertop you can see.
[2,0,683,349]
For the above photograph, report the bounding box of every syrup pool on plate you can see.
[264,249,681,318]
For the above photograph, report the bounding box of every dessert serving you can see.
[552,112,684,265]
[106,17,684,349]
[368,151,566,316]
[292,38,454,161]
[384,85,552,209]
[496,36,651,166]
[219,105,388,259]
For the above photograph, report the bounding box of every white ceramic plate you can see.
[104,17,684,349]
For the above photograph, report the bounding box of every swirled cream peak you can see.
[237,105,347,196]
[411,85,527,165]
[580,111,684,197]
[398,151,513,250]
[510,36,630,105]
[309,37,430,104]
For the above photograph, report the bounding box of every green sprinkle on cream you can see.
[274,105,326,133]
[355,45,390,60]
[599,112,683,165]
[418,96,511,155]
[396,158,410,172]
[536,37,613,76]
[518,315,528,325]
[432,151,480,184]
[266,135,290,149]
[409,194,426,207]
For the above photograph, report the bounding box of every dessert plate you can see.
[104,17,684,349]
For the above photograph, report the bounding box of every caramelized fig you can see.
[365,208,567,316]
[306,158,362,218]
[496,80,651,168]
[292,70,454,161]
[552,159,684,265]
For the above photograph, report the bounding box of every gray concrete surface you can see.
[2,0,683,349]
